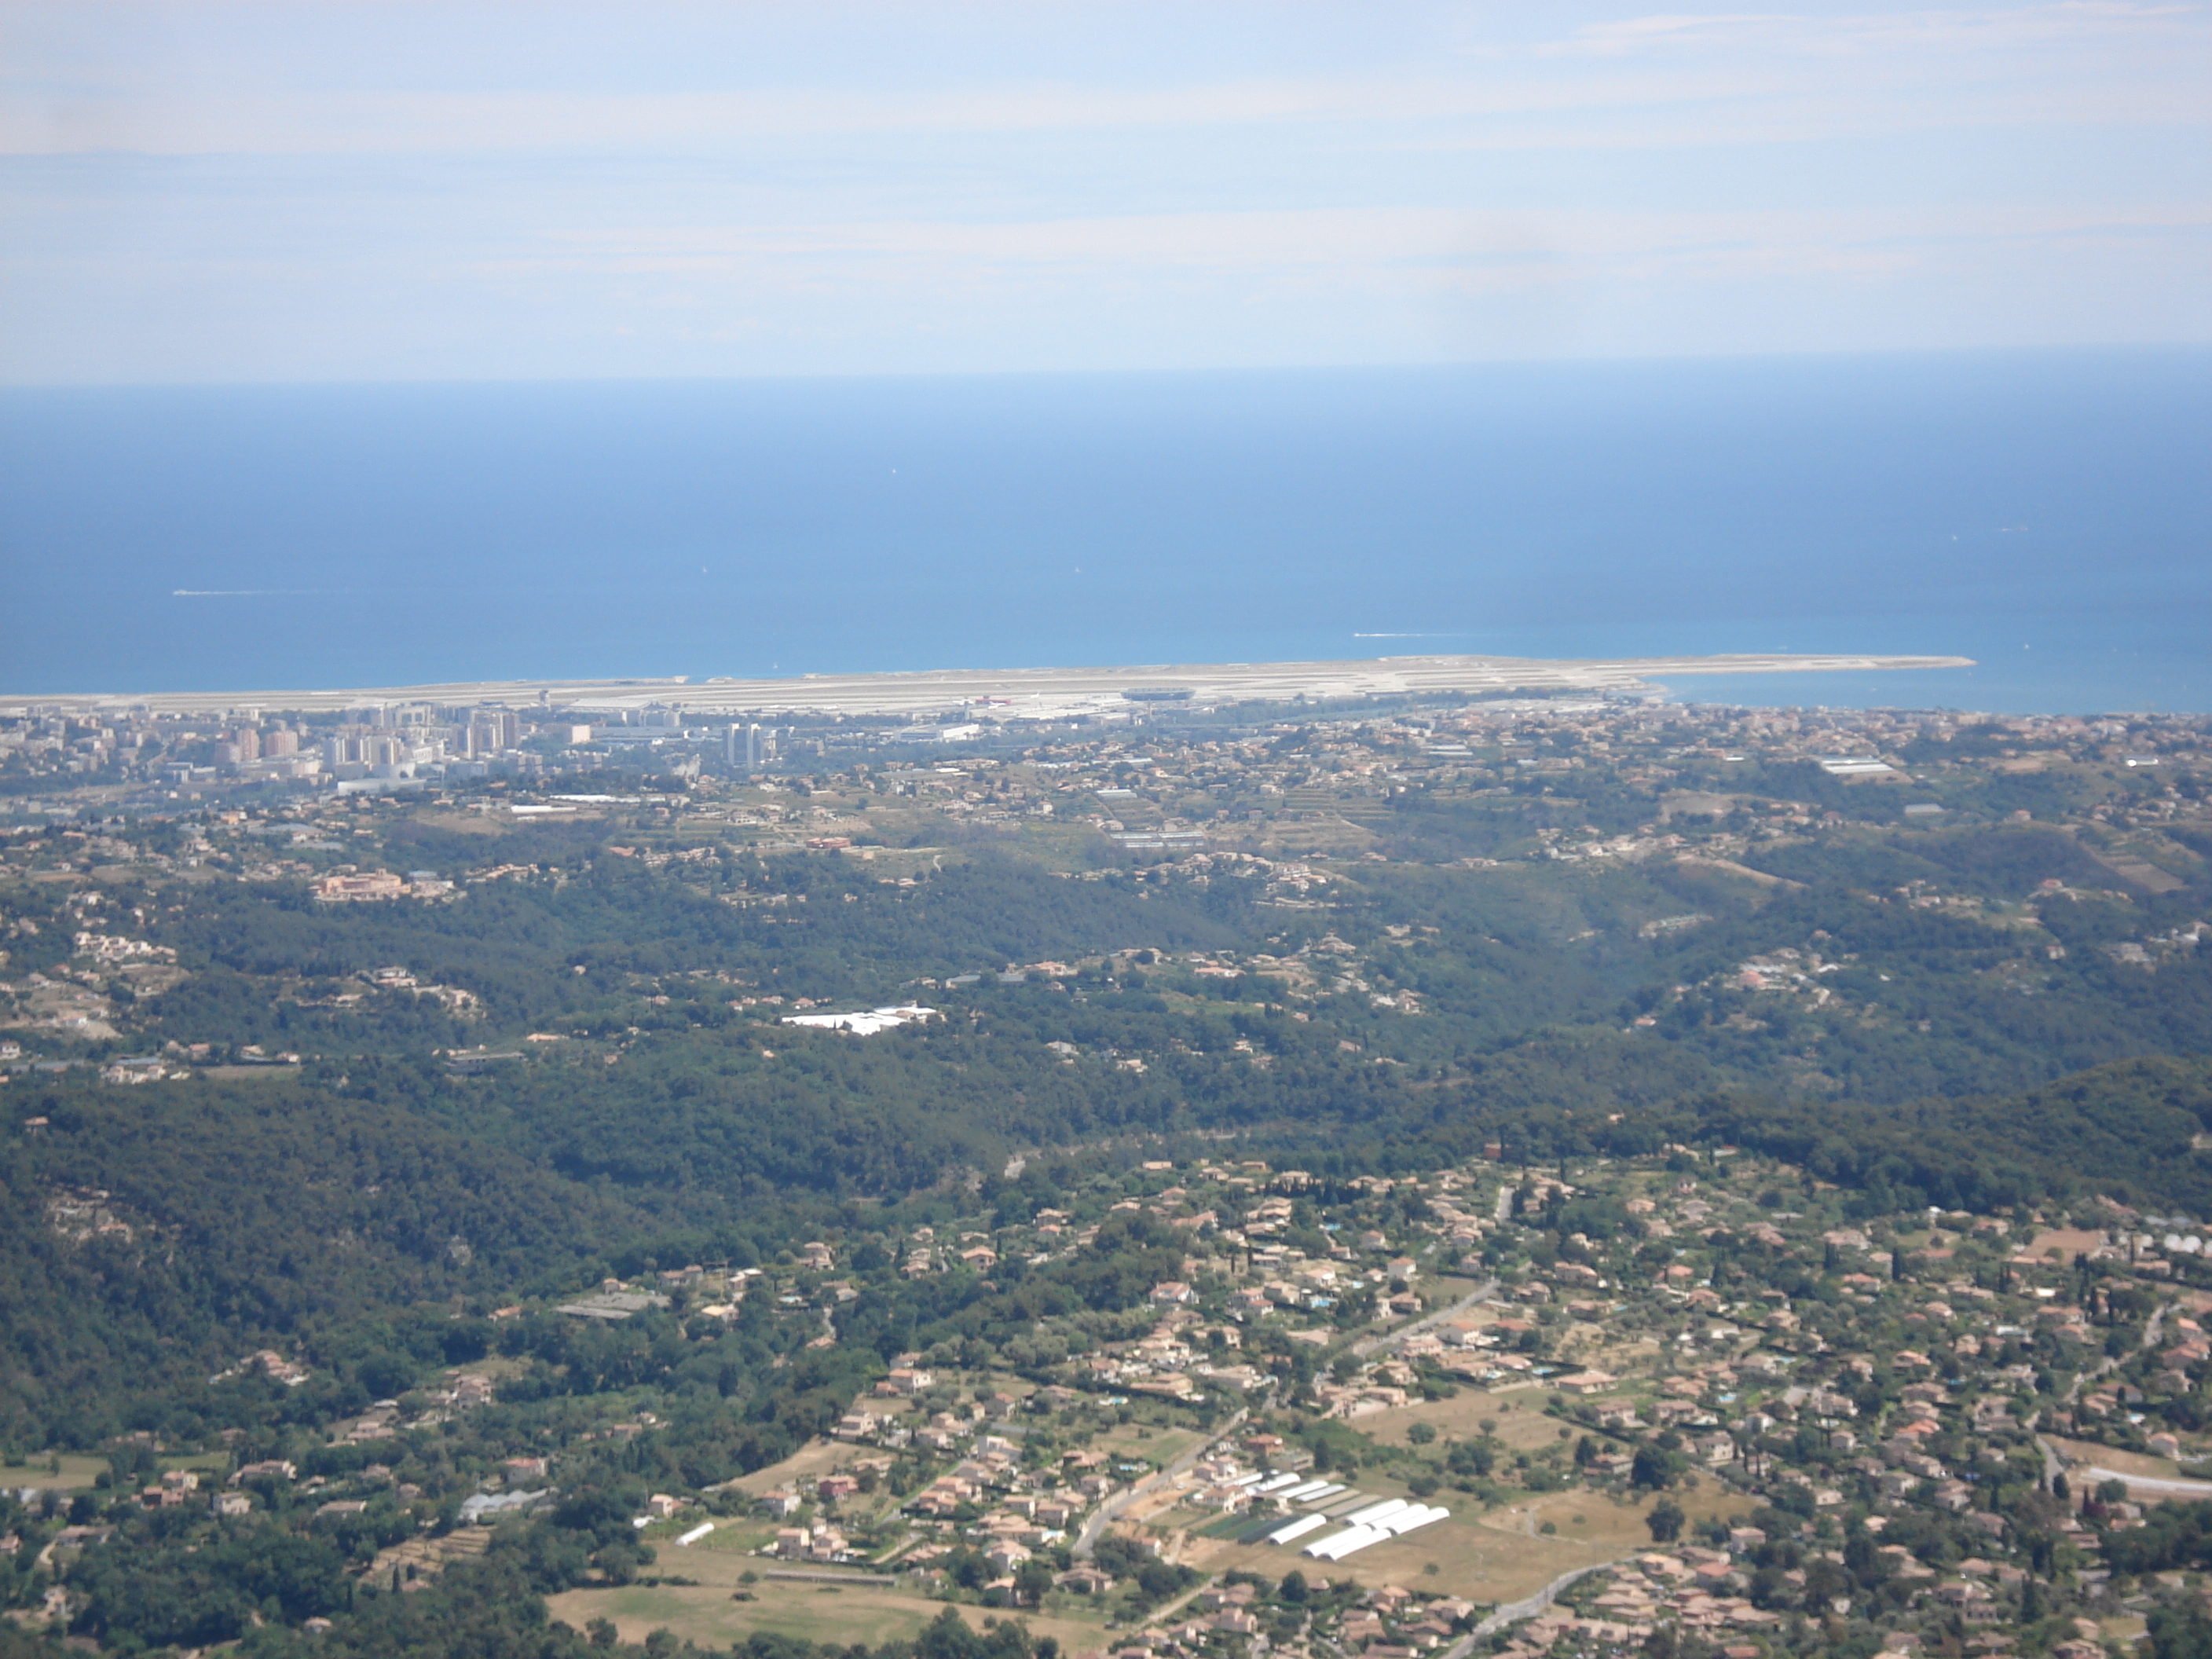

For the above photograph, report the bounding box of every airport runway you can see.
[5,651,1975,720]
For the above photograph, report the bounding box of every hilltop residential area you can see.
[17,1140,2212,1659]
[2,688,2210,1657]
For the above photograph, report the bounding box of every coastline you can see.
[0,650,1976,720]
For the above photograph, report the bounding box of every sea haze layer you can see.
[2,348,2205,715]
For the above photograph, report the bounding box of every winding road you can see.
[1074,1408,1248,1559]
[2041,1302,2185,1497]
[1351,1280,1500,1361]
[1438,1560,1623,1657]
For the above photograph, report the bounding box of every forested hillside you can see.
[2,695,2207,1654]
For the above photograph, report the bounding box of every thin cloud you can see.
[4,3,2202,156]
[533,202,2212,274]
[2,1,2205,379]
[1557,1,2200,56]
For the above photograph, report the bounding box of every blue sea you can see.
[2,349,2207,715]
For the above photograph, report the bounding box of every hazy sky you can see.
[2,1,2207,382]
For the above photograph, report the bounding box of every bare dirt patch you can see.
[549,1574,1107,1657]
[716,1437,862,1496]
[2046,1435,2181,1480]
[2023,1229,2105,1262]
[410,811,509,837]
[1359,1391,1568,1451]
[117,961,189,995]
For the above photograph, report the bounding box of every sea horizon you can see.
[5,345,2206,716]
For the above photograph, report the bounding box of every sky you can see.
[1,0,2207,383]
